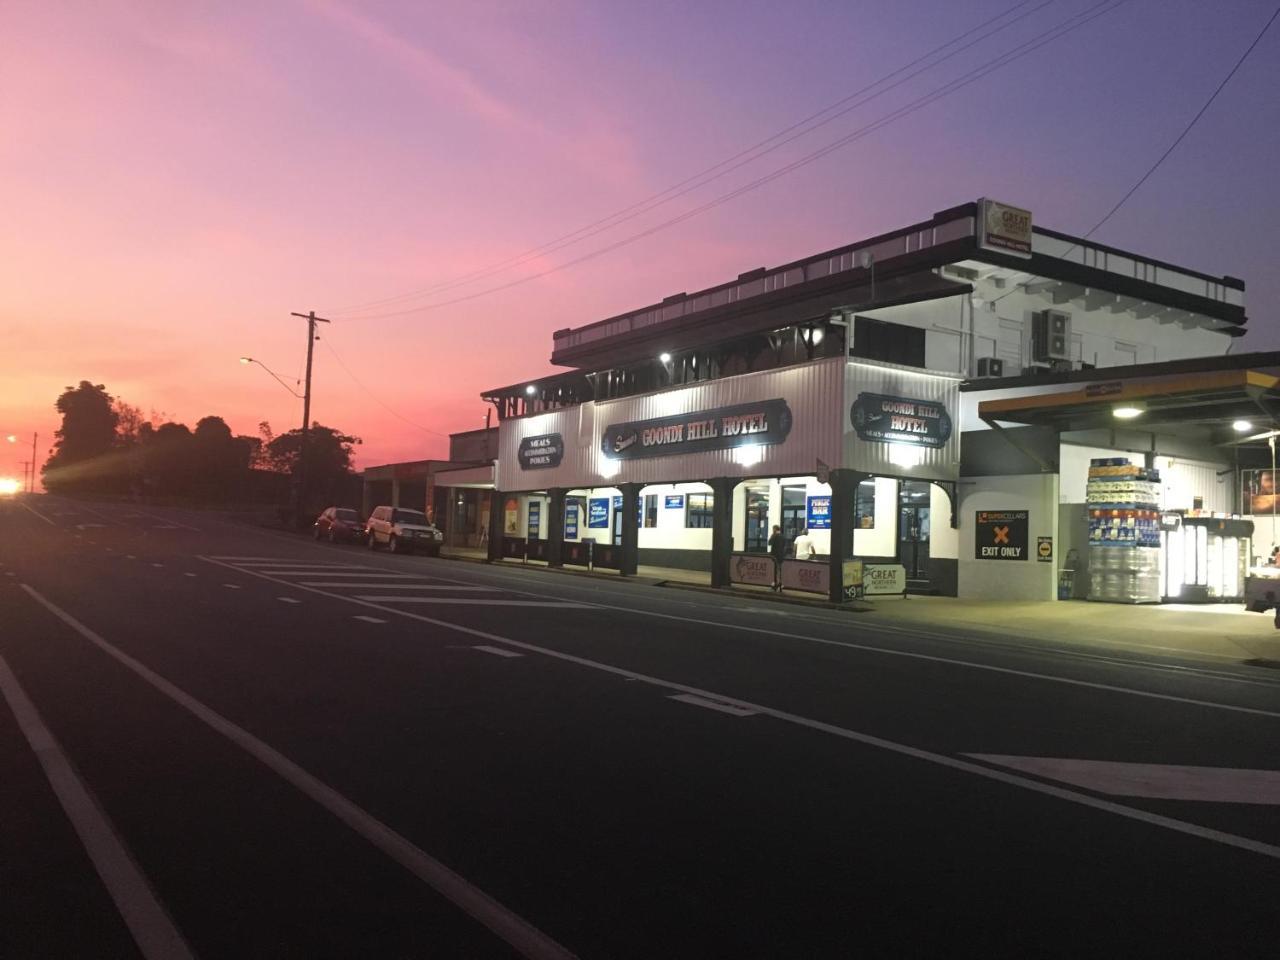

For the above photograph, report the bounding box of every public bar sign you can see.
[517,433,564,470]
[806,495,831,530]
[601,399,792,461]
[851,393,953,448]
[975,510,1029,560]
[977,198,1033,259]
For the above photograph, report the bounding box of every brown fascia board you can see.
[550,238,977,369]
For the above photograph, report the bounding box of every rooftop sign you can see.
[851,393,953,449]
[601,399,792,461]
[977,198,1033,259]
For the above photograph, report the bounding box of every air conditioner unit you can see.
[1032,310,1071,362]
[976,356,1005,378]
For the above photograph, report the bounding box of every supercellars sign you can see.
[601,399,793,461]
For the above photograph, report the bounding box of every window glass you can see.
[643,494,658,528]
[335,509,358,522]
[394,509,430,525]
[855,479,876,529]
[686,493,713,529]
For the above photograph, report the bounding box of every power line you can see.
[320,335,451,439]
[990,2,1280,306]
[326,0,1049,316]
[341,0,1128,322]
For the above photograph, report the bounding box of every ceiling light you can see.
[811,327,824,345]
[524,384,537,395]
[239,357,252,364]
[1232,419,1253,433]
[1112,406,1144,420]
[658,352,672,364]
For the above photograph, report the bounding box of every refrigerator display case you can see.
[1159,514,1252,602]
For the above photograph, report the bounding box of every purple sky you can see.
[3,0,1277,473]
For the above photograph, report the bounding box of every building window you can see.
[686,492,713,528]
[852,316,926,368]
[855,479,876,529]
[643,494,658,528]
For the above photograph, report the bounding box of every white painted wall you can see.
[851,477,899,558]
[958,473,1059,600]
[930,482,959,560]
[1156,457,1232,514]
[638,482,714,552]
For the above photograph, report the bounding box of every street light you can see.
[238,357,304,398]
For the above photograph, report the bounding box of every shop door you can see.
[612,508,622,546]
[745,488,770,553]
[898,482,931,580]
[781,486,806,542]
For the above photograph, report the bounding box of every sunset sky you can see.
[3,0,1278,480]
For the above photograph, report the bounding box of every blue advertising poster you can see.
[664,494,685,510]
[527,501,541,538]
[564,500,579,539]
[806,495,832,530]
[612,496,623,511]
[588,497,610,528]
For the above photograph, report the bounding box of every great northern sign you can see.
[851,393,952,449]
[601,399,792,461]
[517,433,564,470]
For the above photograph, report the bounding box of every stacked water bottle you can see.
[1087,458,1162,602]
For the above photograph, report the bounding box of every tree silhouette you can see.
[43,382,121,493]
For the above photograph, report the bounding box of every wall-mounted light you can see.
[1232,419,1253,433]
[887,443,924,469]
[658,352,672,364]
[1112,405,1144,420]
[524,384,536,396]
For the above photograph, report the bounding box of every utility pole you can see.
[30,432,37,493]
[289,311,331,523]
[19,461,31,494]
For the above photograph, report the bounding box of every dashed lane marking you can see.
[277,597,301,604]
[125,555,136,560]
[300,583,498,590]
[151,563,164,568]
[195,556,1280,863]
[474,645,523,658]
[969,756,1280,805]
[222,584,241,590]
[0,655,196,960]
[668,693,758,717]
[256,571,423,579]
[353,615,387,624]
[183,573,196,578]
[353,597,589,607]
[17,585,576,960]
[19,502,56,525]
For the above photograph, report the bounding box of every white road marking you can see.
[130,510,200,531]
[75,523,106,530]
[17,586,575,960]
[353,615,387,624]
[125,555,136,560]
[301,583,498,590]
[151,563,164,568]
[183,573,197,578]
[277,597,302,604]
[0,655,195,960]
[669,693,757,717]
[474,645,523,658]
[259,571,422,579]
[354,597,588,607]
[156,525,180,530]
[969,756,1280,805]
[5,572,15,577]
[222,584,241,590]
[231,562,373,570]
[20,502,58,525]
[195,557,1280,862]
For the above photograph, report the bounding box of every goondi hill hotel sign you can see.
[602,399,792,461]
[851,393,952,449]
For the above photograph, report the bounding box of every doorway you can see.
[898,481,932,580]
[781,486,806,542]
[744,485,770,552]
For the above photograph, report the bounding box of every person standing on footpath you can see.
[793,527,816,561]
[768,524,786,591]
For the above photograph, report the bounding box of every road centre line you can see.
[353,615,388,624]
[18,585,578,960]
[474,645,523,658]
[252,571,424,579]
[669,693,757,717]
[189,561,1280,861]
[302,584,499,591]
[128,509,201,532]
[277,597,301,604]
[398,565,1280,717]
[0,654,195,960]
[222,584,241,590]
[18,501,56,525]
[355,597,588,607]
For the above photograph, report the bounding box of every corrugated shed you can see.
[843,360,962,481]
[497,357,846,491]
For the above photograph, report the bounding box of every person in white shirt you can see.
[792,528,816,561]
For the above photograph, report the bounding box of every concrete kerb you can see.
[657,579,875,613]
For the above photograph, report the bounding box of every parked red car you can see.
[313,506,366,544]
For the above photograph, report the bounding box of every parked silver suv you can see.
[365,506,444,556]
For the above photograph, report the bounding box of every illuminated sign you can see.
[977,198,1033,259]
[517,433,564,470]
[851,393,952,449]
[975,510,1029,560]
[601,399,792,461]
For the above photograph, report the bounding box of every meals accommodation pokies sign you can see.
[851,393,952,448]
[601,399,792,461]
[517,433,564,470]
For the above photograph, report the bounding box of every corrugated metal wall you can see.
[843,360,962,481]
[497,357,847,491]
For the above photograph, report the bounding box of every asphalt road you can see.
[3,494,1279,958]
